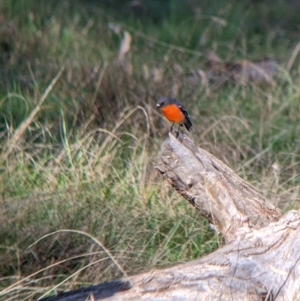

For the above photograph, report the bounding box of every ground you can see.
[1,0,300,300]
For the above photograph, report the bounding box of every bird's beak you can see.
[156,103,160,109]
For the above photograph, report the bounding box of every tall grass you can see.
[0,99,217,300]
[1,0,300,300]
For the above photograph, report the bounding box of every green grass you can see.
[1,0,300,300]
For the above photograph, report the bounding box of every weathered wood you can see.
[156,133,281,241]
[41,133,300,301]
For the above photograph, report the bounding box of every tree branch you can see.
[40,134,300,301]
[156,133,281,241]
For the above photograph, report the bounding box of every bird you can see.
[156,97,192,136]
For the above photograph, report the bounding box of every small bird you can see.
[156,97,192,136]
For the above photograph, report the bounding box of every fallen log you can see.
[41,133,300,301]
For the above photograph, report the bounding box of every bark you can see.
[156,133,281,242]
[41,133,300,301]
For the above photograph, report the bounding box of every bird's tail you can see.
[180,106,193,132]
[184,116,192,132]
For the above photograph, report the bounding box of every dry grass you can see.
[1,0,300,300]
[0,102,217,300]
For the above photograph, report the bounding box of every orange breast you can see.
[161,104,185,124]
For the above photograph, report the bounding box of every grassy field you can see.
[1,0,300,300]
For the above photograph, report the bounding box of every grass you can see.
[1,0,300,300]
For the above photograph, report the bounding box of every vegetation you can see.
[1,0,300,300]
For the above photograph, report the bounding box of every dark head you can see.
[156,97,172,109]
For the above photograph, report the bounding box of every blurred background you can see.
[1,0,300,300]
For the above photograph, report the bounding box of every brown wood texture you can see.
[41,133,300,301]
[156,133,281,242]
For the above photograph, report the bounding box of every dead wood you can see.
[186,53,278,88]
[41,133,300,301]
[156,133,281,242]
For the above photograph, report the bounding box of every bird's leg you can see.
[176,124,181,138]
[170,123,174,133]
